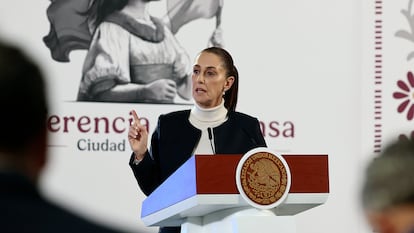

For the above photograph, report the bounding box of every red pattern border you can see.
[373,0,383,153]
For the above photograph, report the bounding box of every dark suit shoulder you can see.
[157,110,194,134]
[159,110,190,122]
[228,111,260,124]
[0,173,122,233]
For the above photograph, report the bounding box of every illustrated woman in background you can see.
[77,0,192,103]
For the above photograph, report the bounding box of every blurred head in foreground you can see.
[0,41,123,233]
[0,41,48,182]
[361,138,414,233]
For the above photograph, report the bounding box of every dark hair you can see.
[361,138,414,210]
[87,0,128,26]
[201,47,239,112]
[0,42,48,153]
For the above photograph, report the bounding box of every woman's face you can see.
[192,52,234,108]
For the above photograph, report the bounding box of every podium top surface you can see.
[141,154,329,219]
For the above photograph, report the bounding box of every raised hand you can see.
[128,110,148,161]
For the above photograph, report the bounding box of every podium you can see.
[141,151,329,233]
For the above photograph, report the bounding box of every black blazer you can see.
[129,110,266,196]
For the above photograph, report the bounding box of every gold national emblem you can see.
[239,151,288,205]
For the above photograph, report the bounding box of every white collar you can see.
[191,99,228,123]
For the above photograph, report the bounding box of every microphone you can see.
[207,127,216,154]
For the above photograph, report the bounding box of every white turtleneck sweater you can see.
[189,99,228,155]
[133,100,228,165]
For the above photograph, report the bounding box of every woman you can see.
[77,0,191,103]
[128,47,266,233]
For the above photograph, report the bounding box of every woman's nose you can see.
[196,74,205,83]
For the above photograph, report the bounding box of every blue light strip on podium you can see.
[141,155,197,217]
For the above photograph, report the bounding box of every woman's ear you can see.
[224,76,235,91]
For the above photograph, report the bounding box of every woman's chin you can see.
[193,93,206,101]
[194,99,209,107]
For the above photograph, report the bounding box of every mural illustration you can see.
[43,0,224,104]
[395,0,414,126]
[396,0,414,62]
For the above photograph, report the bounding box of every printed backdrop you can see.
[0,0,369,233]
[362,0,414,152]
[361,1,414,231]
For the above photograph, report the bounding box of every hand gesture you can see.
[128,110,148,161]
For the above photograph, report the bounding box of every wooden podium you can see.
[141,153,329,233]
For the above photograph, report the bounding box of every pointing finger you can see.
[130,110,141,125]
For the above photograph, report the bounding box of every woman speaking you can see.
[128,47,266,233]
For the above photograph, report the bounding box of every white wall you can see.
[0,1,365,233]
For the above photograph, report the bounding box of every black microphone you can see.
[207,127,215,154]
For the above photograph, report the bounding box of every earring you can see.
[222,91,226,96]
